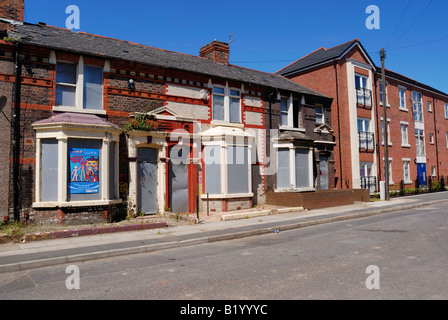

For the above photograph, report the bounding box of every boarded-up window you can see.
[41,139,59,202]
[295,148,310,188]
[227,146,248,194]
[204,145,221,194]
[277,148,290,189]
[68,139,102,201]
[109,142,116,199]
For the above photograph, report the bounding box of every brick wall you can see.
[374,74,448,186]
[266,189,369,210]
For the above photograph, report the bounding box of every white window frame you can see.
[379,81,389,107]
[399,87,407,111]
[53,55,106,115]
[355,74,372,107]
[445,103,448,119]
[429,133,434,145]
[211,83,242,125]
[280,96,290,127]
[201,135,253,199]
[446,132,448,148]
[381,118,392,146]
[275,144,314,192]
[413,91,423,123]
[431,166,436,177]
[315,105,324,124]
[400,121,410,147]
[402,159,411,184]
[415,129,425,156]
[33,122,121,208]
[427,101,432,112]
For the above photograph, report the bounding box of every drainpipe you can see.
[432,95,440,179]
[12,41,21,222]
[334,62,343,188]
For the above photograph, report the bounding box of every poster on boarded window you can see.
[69,148,99,194]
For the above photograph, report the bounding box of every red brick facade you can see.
[281,40,448,191]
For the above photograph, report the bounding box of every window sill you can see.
[403,180,413,185]
[279,126,305,132]
[210,120,244,128]
[53,106,107,115]
[200,193,253,199]
[399,108,408,112]
[401,144,411,148]
[33,199,122,209]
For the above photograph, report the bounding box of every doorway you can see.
[137,148,158,214]
[319,156,329,190]
[169,145,190,213]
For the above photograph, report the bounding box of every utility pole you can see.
[381,48,390,201]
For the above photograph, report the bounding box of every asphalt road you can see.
[1,203,447,301]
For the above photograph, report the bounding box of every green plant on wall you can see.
[122,112,158,133]
[122,103,159,133]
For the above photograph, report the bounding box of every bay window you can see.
[276,145,314,191]
[33,114,121,207]
[202,127,253,198]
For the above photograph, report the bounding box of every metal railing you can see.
[356,87,372,108]
[397,176,446,197]
[360,176,377,193]
[358,131,375,151]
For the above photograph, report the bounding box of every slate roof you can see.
[380,68,448,98]
[32,112,121,130]
[276,39,361,76]
[9,22,329,99]
[276,38,448,97]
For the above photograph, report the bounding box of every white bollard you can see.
[379,181,385,200]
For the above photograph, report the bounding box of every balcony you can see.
[358,131,375,151]
[356,87,372,108]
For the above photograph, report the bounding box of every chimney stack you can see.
[199,40,230,65]
[0,0,24,22]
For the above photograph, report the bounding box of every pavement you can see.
[1,191,448,274]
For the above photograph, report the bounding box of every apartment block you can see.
[277,39,448,193]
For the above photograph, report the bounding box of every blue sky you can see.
[24,0,448,93]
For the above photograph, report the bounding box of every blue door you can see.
[417,163,427,187]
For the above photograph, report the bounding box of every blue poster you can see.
[69,148,99,194]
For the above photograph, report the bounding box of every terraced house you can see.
[0,0,334,224]
[277,39,448,193]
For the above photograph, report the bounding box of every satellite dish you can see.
[0,96,7,112]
